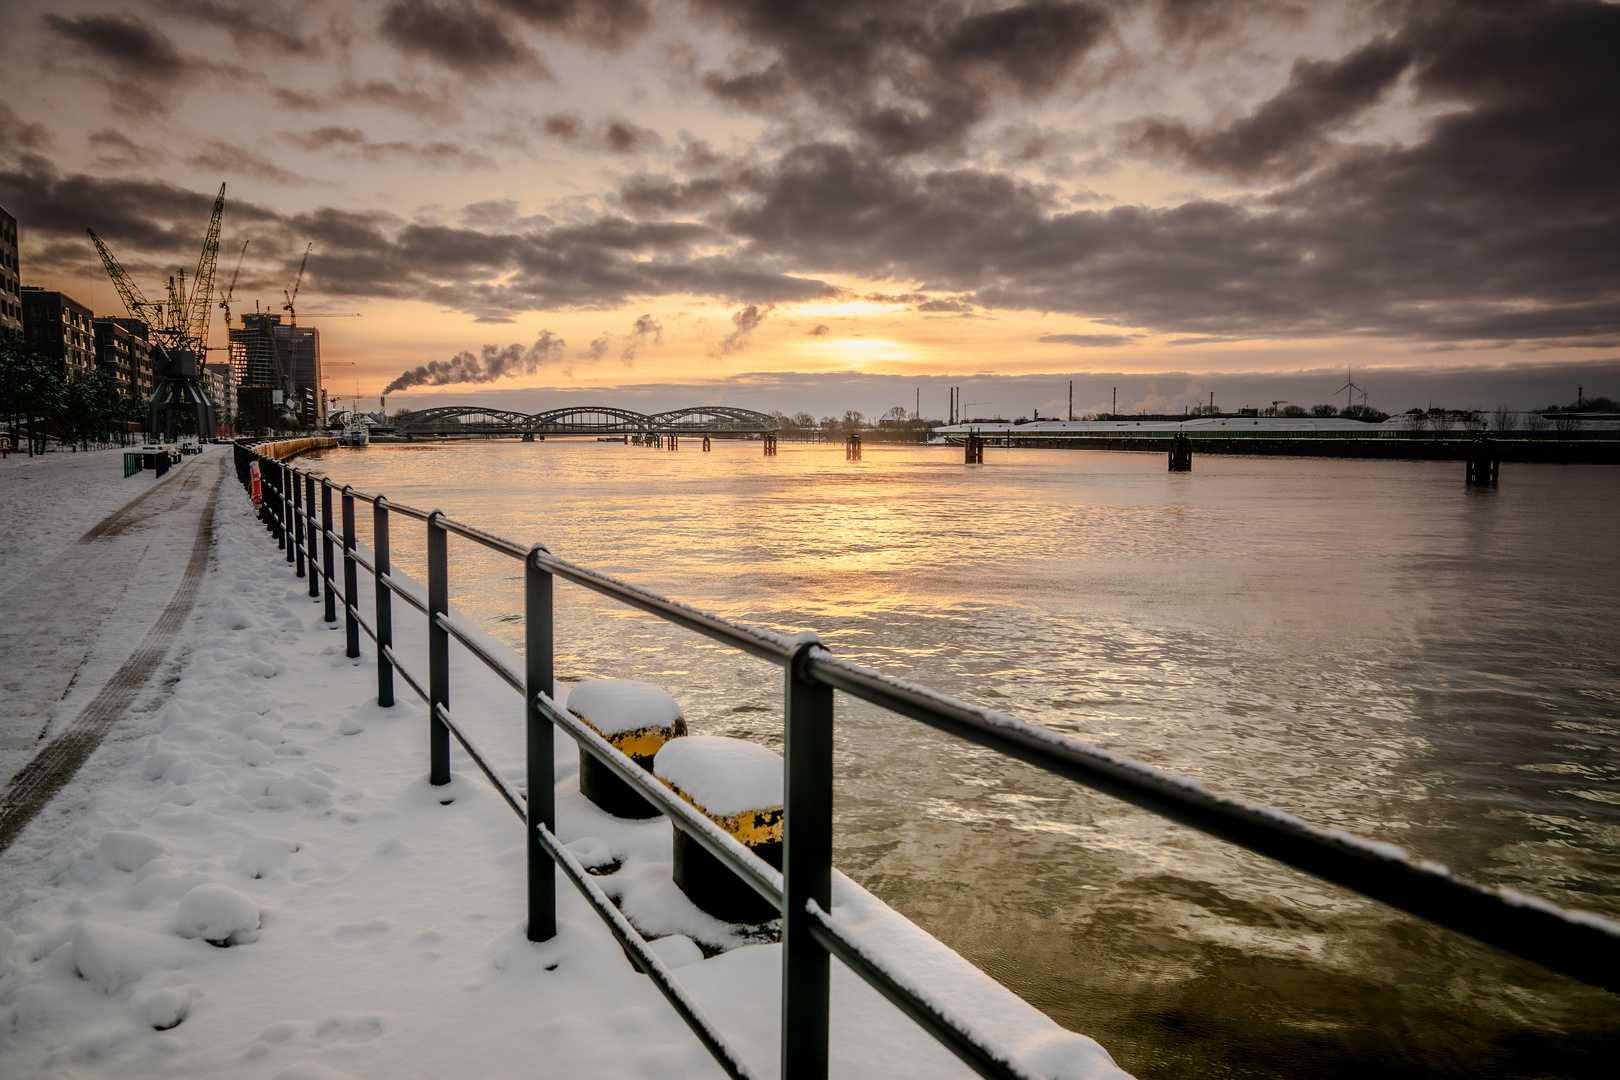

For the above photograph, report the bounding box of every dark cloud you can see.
[164,0,324,56]
[492,0,651,50]
[583,332,612,360]
[0,105,52,152]
[42,13,184,67]
[41,13,194,111]
[186,141,311,185]
[1128,37,1413,180]
[379,0,551,80]
[691,0,1112,156]
[702,2,1620,346]
[382,331,568,393]
[916,298,972,313]
[1040,332,1136,347]
[808,323,830,336]
[87,131,157,170]
[280,127,494,169]
[537,114,660,153]
[272,88,326,111]
[620,313,662,362]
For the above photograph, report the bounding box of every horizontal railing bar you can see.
[803,651,1620,994]
[382,645,429,704]
[382,572,430,618]
[532,551,796,667]
[438,517,530,561]
[435,703,526,822]
[538,693,784,907]
[537,822,765,1080]
[436,612,525,697]
[804,900,1033,1080]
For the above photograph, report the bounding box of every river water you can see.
[302,439,1620,1079]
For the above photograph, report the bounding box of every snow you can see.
[0,445,1131,1079]
[568,678,685,736]
[655,737,784,817]
[174,883,261,944]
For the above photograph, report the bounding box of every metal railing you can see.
[234,440,1620,1080]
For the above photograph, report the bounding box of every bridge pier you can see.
[669,435,679,451]
[522,432,533,442]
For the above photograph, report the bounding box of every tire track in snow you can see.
[0,456,225,852]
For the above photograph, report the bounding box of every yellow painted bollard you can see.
[568,680,687,819]
[654,736,782,924]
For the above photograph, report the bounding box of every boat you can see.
[339,417,370,447]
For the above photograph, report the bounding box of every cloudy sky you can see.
[2,0,1616,416]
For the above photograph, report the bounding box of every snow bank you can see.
[654,736,782,817]
[567,679,684,737]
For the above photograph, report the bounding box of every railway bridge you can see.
[370,405,777,438]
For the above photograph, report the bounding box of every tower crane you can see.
[284,242,312,325]
[218,238,249,334]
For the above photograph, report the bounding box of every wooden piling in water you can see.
[762,433,777,456]
[1466,438,1499,486]
[846,434,862,460]
[1169,433,1192,472]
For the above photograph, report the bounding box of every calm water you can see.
[303,439,1620,1078]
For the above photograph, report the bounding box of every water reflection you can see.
[304,440,1620,1078]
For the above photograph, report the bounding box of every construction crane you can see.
[283,243,312,325]
[89,182,227,438]
[218,238,249,334]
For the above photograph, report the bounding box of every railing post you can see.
[305,473,320,599]
[292,467,306,578]
[373,497,395,708]
[341,485,360,659]
[321,478,337,624]
[427,511,451,786]
[271,461,286,548]
[782,636,833,1080]
[525,546,556,941]
[283,464,296,563]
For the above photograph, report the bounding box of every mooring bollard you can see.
[1169,433,1193,472]
[654,736,782,924]
[568,679,687,818]
[845,433,861,460]
[763,433,777,456]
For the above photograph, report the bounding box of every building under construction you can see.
[228,313,325,430]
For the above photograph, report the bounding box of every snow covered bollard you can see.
[653,736,782,924]
[567,679,687,819]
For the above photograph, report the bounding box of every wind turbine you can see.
[1336,368,1365,413]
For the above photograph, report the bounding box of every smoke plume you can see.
[381,331,566,394]
[713,304,771,356]
[620,313,663,363]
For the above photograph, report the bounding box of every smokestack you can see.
[380,396,386,412]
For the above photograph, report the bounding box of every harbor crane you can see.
[89,182,226,439]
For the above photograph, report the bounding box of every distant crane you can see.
[217,238,249,334]
[283,243,312,325]
[89,182,227,438]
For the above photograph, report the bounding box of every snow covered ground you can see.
[0,446,1131,1079]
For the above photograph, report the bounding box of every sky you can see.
[1,0,1616,418]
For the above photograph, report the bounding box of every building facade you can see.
[228,313,323,430]
[93,317,155,404]
[1,206,20,334]
[21,287,96,380]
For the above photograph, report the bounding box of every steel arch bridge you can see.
[375,404,777,437]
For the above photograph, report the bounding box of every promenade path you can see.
[0,447,225,848]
